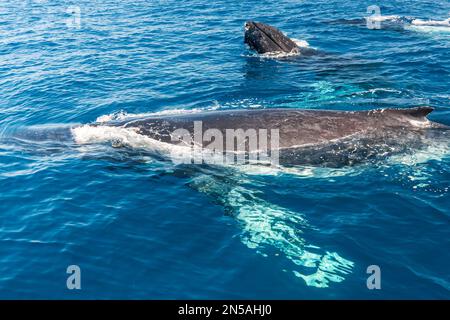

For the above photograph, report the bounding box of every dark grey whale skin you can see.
[244,21,317,55]
[112,107,449,167]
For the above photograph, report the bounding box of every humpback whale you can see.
[332,16,450,31]
[90,106,449,167]
[244,21,316,55]
[14,107,449,167]
[10,108,448,287]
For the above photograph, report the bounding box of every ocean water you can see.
[0,0,449,299]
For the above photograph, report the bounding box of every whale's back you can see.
[121,107,446,149]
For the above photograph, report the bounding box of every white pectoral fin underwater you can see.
[188,173,354,288]
[65,106,450,167]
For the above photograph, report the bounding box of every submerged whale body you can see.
[244,21,316,55]
[101,107,449,167]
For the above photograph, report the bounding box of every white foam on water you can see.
[95,105,222,124]
[239,163,357,180]
[411,18,450,27]
[292,38,310,48]
[407,118,433,128]
[366,88,403,95]
[71,123,244,166]
[245,38,312,59]
[365,15,401,22]
[71,124,194,163]
[405,24,450,33]
[1,167,44,178]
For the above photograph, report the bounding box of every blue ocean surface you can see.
[0,0,449,299]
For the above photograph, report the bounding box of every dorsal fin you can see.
[384,106,434,118]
